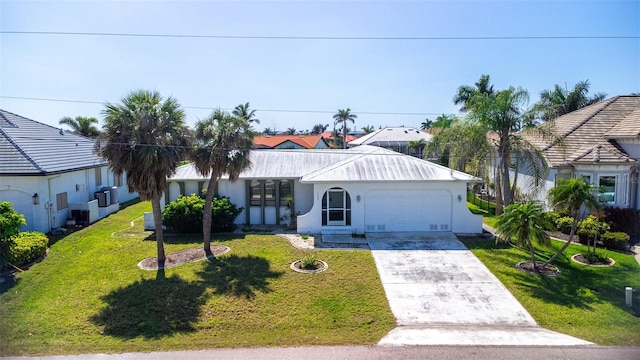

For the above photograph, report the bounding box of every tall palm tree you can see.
[495,201,552,271]
[262,127,276,135]
[59,116,101,138]
[311,123,329,135]
[232,102,260,124]
[453,74,495,112]
[361,125,375,134]
[545,178,600,266]
[333,108,357,149]
[420,118,433,131]
[534,80,606,121]
[431,114,455,130]
[96,90,191,267]
[192,109,253,255]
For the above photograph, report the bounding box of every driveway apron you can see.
[368,232,593,346]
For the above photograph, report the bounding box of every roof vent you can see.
[59,128,64,135]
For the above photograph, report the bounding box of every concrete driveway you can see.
[368,232,593,346]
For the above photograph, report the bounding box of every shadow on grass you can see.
[91,254,282,339]
[197,255,284,299]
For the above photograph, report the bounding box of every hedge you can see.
[601,231,630,251]
[5,231,48,270]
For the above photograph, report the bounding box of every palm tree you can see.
[333,108,357,149]
[453,74,495,112]
[59,116,100,138]
[361,125,375,134]
[534,80,607,121]
[263,127,276,135]
[310,123,329,135]
[96,90,191,267]
[286,127,297,135]
[192,109,254,255]
[544,178,600,266]
[431,114,455,130]
[495,201,552,271]
[407,139,425,158]
[232,102,260,124]
[420,118,433,131]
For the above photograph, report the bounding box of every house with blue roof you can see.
[0,109,137,233]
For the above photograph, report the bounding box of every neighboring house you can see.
[348,127,433,158]
[319,131,358,146]
[253,134,331,149]
[164,145,482,236]
[515,95,640,209]
[0,109,138,233]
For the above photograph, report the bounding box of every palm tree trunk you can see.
[544,216,578,266]
[501,149,512,208]
[151,197,166,268]
[528,242,538,270]
[343,125,347,149]
[202,174,218,256]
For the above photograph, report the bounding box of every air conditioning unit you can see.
[101,186,119,205]
[94,190,109,207]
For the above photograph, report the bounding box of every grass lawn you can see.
[0,200,395,356]
[467,201,497,228]
[460,237,640,346]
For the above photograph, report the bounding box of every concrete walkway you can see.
[367,232,593,346]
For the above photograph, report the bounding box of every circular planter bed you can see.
[571,253,615,267]
[515,261,560,277]
[290,259,328,274]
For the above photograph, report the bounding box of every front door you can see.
[326,189,346,226]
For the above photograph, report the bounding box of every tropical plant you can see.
[431,114,455,129]
[407,139,425,158]
[310,123,329,135]
[420,118,433,131]
[361,125,375,134]
[59,116,101,138]
[577,215,609,256]
[545,178,600,266]
[534,80,607,121]
[262,127,276,135]
[162,193,242,233]
[333,108,357,149]
[6,231,48,269]
[0,201,26,270]
[192,109,253,255]
[495,200,552,271]
[286,127,297,135]
[232,102,260,124]
[453,74,495,112]
[96,90,192,267]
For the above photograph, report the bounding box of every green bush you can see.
[580,250,610,264]
[162,194,242,233]
[555,216,575,234]
[601,231,630,251]
[542,212,560,231]
[577,216,610,244]
[0,202,27,270]
[6,231,48,269]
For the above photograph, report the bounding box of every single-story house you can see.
[515,95,640,209]
[348,127,433,158]
[0,109,138,233]
[164,145,482,235]
[253,134,331,149]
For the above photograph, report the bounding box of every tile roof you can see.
[253,134,328,149]
[170,145,479,183]
[348,127,432,147]
[0,109,105,175]
[523,95,640,167]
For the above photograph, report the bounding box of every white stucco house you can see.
[514,95,640,209]
[0,109,138,233]
[165,145,482,236]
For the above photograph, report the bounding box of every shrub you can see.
[6,231,48,269]
[577,216,610,244]
[542,212,560,231]
[300,252,318,269]
[601,231,630,251]
[580,250,610,264]
[0,202,26,270]
[163,194,242,233]
[555,216,574,234]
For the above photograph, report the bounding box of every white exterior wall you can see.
[296,181,481,235]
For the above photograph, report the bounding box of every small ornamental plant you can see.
[300,252,318,270]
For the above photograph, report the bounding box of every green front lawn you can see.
[0,201,395,356]
[460,237,640,346]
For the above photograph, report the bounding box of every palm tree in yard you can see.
[420,118,433,131]
[495,201,552,271]
[96,90,191,267]
[232,102,260,124]
[407,139,425,158]
[453,74,495,112]
[333,108,357,149]
[311,123,328,135]
[534,80,606,121]
[59,116,101,138]
[545,178,600,266]
[192,109,253,255]
[361,125,375,134]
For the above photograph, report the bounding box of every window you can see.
[621,173,629,204]
[250,180,261,206]
[580,174,591,184]
[56,192,68,211]
[598,175,616,204]
[264,180,276,206]
[113,173,123,187]
[321,188,351,226]
[279,180,291,206]
[95,168,102,187]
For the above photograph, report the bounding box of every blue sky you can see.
[1,0,638,133]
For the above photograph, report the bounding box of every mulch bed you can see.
[138,245,229,270]
[572,253,615,267]
[515,261,560,276]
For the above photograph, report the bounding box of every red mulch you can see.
[139,245,229,270]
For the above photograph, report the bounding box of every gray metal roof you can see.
[170,145,479,183]
[0,109,105,175]
[348,126,432,147]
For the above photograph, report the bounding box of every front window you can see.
[598,175,616,204]
[56,192,68,211]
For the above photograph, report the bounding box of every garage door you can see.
[365,189,451,232]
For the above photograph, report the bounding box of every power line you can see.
[1,30,636,40]
[0,95,449,117]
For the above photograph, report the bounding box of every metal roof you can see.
[348,127,432,147]
[169,145,479,183]
[0,109,105,175]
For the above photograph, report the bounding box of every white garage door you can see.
[365,189,451,232]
